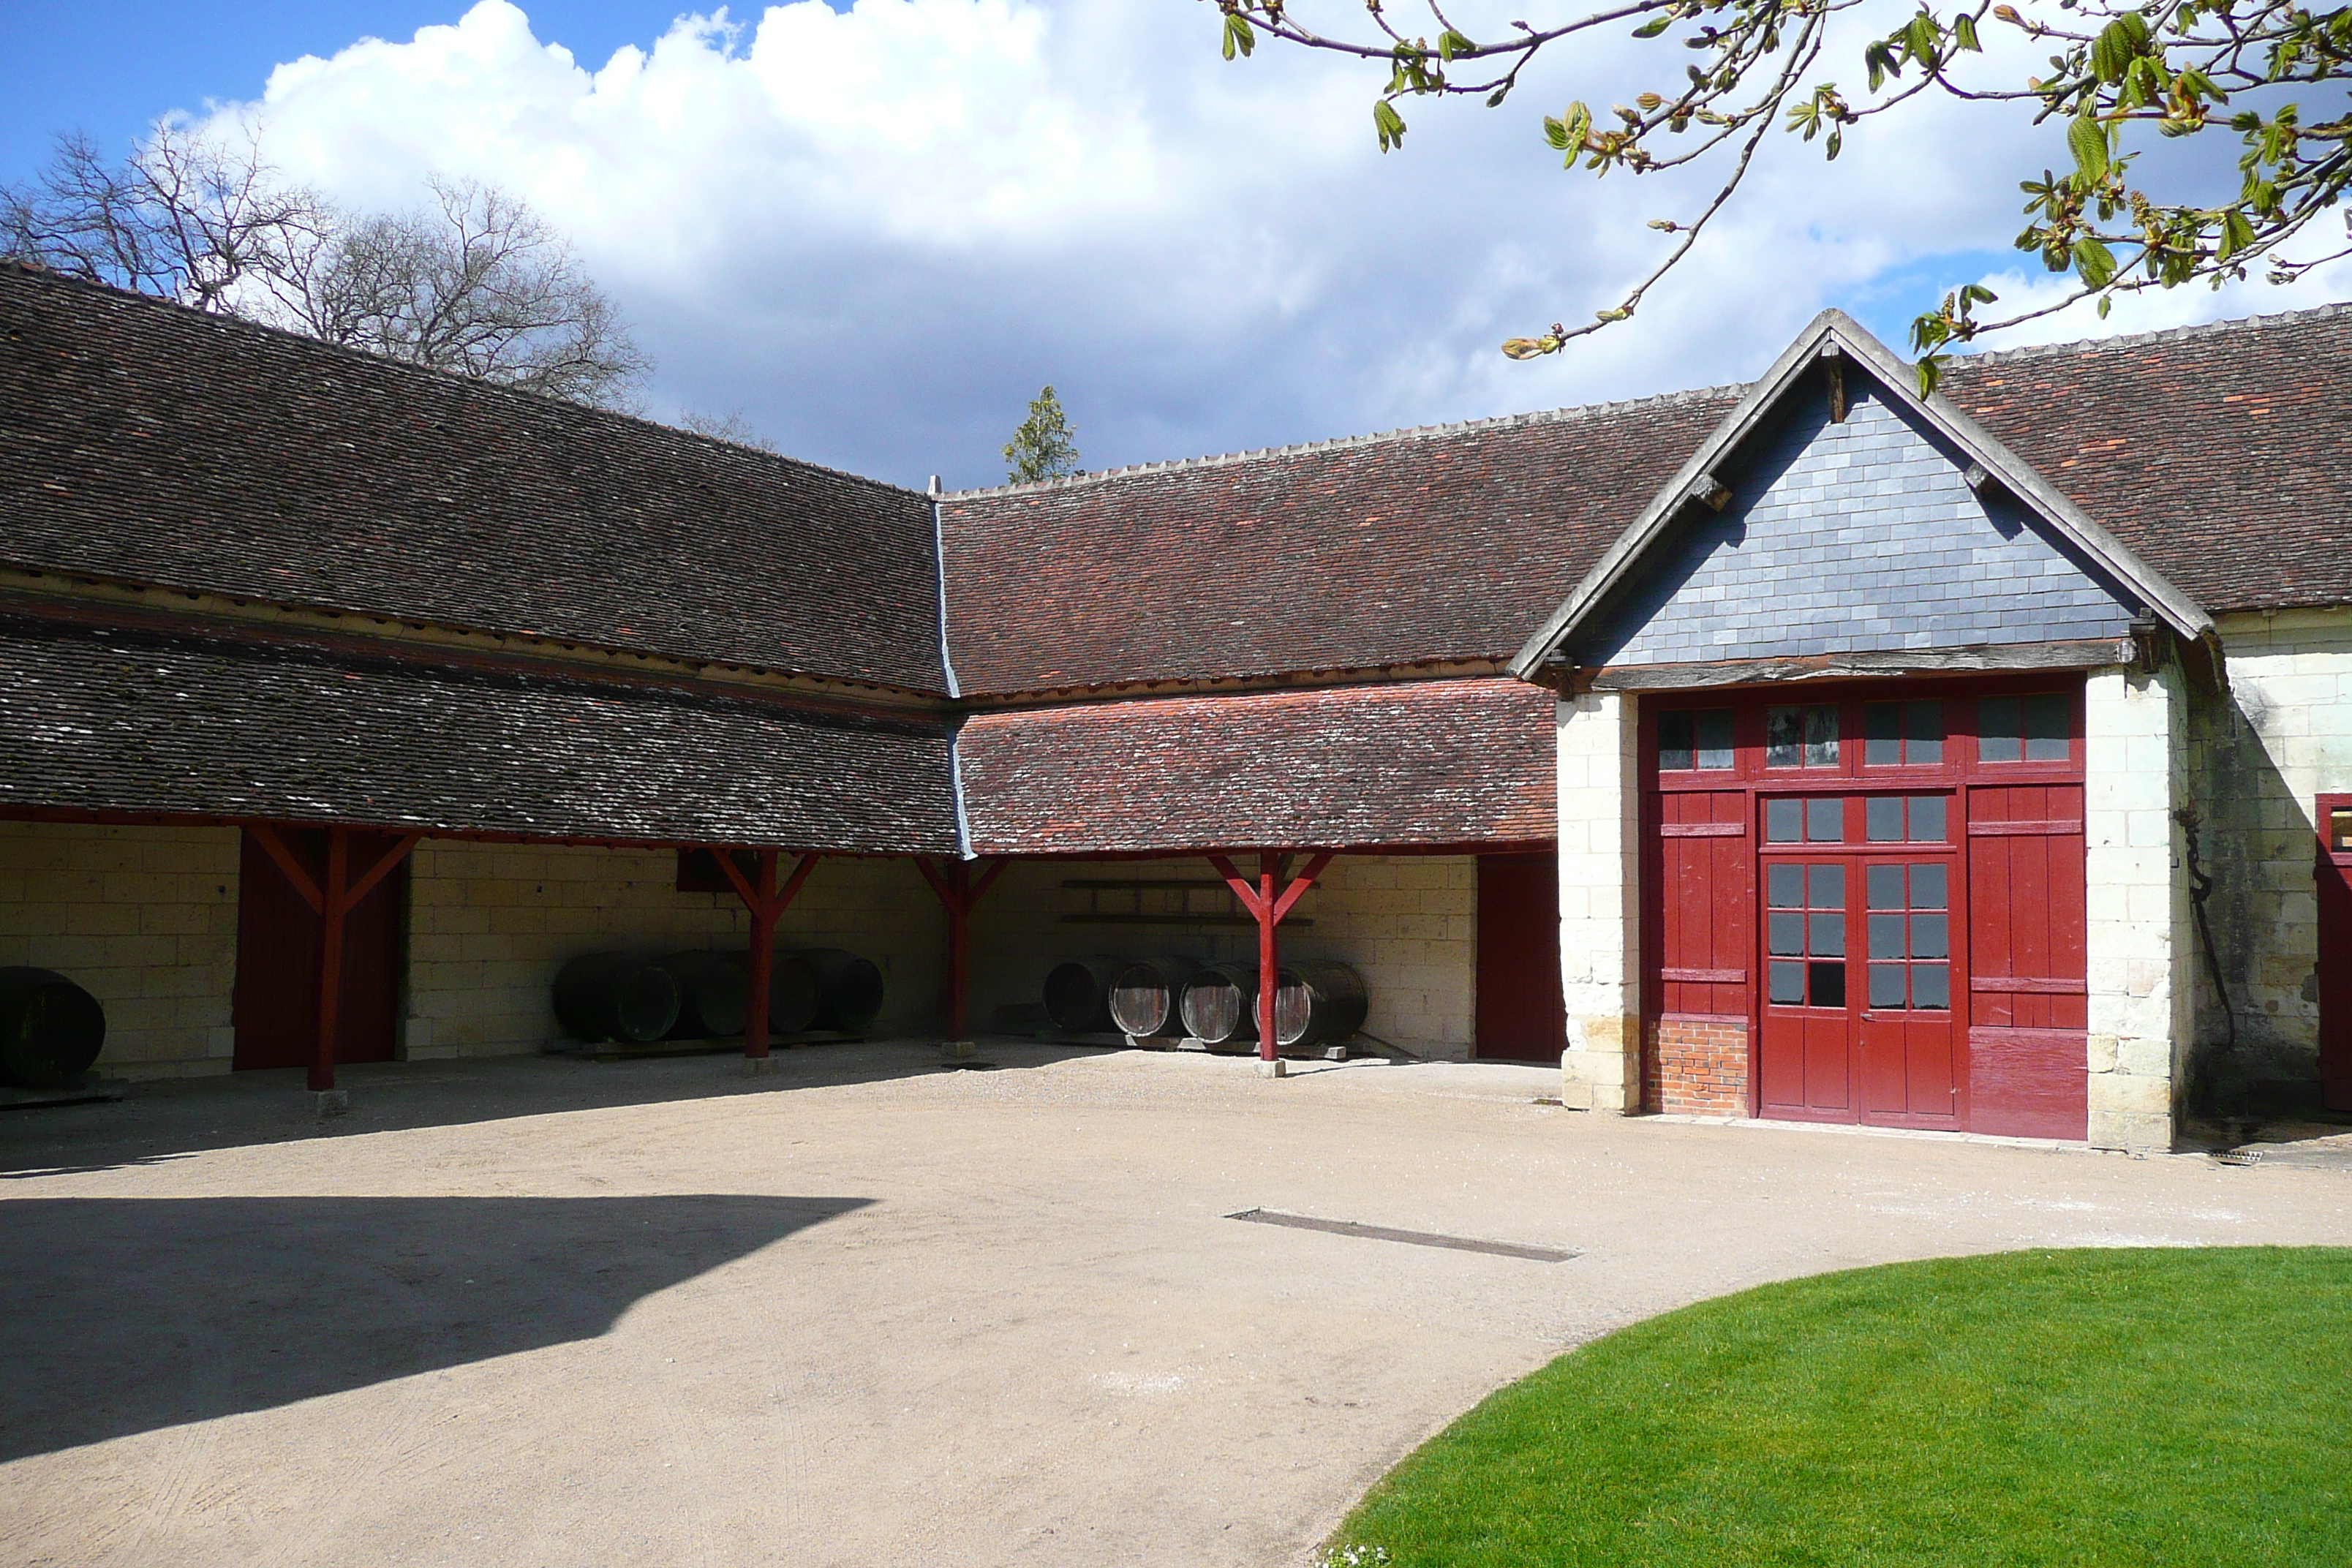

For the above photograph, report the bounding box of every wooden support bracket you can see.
[916,855,1009,1041]
[245,823,422,1092]
[705,847,821,1058]
[1206,851,1335,1062]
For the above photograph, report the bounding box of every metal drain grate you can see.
[2212,1147,2264,1166]
[1227,1208,1578,1263]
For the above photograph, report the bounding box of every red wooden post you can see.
[310,827,350,1091]
[745,848,779,1059]
[1257,851,1279,1062]
[946,858,972,1041]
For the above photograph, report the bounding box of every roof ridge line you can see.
[0,257,932,505]
[1945,297,2352,371]
[940,380,1752,501]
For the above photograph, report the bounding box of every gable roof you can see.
[0,262,949,695]
[1507,310,2213,679]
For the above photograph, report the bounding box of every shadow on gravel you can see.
[0,1041,1120,1180]
[0,1192,868,1460]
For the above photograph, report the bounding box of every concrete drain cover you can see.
[1226,1208,1578,1263]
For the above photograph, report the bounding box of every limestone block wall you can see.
[2083,663,2192,1153]
[0,821,241,1078]
[2188,609,2352,1097]
[965,854,1477,1058]
[403,844,943,1055]
[1556,690,1642,1111]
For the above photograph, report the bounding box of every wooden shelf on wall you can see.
[1058,877,1313,927]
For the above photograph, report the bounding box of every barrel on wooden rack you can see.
[1107,958,1199,1039]
[654,951,750,1039]
[791,948,885,1033]
[1273,961,1368,1049]
[1041,957,1131,1033]
[0,968,107,1089]
[1178,963,1260,1046]
[553,953,680,1044]
[720,949,821,1036]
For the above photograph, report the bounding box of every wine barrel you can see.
[718,949,821,1036]
[1107,958,1199,1039]
[1273,961,1368,1048]
[552,953,679,1044]
[0,968,106,1089]
[654,951,749,1039]
[1178,963,1260,1045]
[788,948,885,1033]
[1041,957,1131,1033]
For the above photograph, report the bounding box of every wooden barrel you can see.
[552,953,679,1044]
[1274,962,1368,1047]
[655,951,749,1039]
[0,967,106,1089]
[719,949,821,1036]
[1042,957,1131,1033]
[789,948,884,1033]
[1107,959,1199,1039]
[1179,963,1260,1045]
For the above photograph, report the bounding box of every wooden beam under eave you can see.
[1585,638,2141,691]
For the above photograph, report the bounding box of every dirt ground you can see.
[2,1042,2345,1568]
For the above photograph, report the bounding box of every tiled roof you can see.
[1937,304,2352,616]
[956,677,1555,855]
[0,263,948,693]
[938,391,1742,697]
[0,613,958,851]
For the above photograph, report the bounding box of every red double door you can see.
[232,827,407,1071]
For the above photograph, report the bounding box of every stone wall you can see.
[966,855,1477,1058]
[0,821,241,1078]
[2187,609,2352,1106]
[403,845,943,1056]
[1646,1016,1746,1115]
[1556,690,1643,1110]
[2083,662,2191,1153]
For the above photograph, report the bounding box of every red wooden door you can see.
[2321,796,2352,1113]
[1964,784,2089,1138]
[1757,856,1852,1118]
[233,828,407,1071]
[1855,856,1959,1127]
[1476,853,1566,1062]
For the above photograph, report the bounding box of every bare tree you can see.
[674,407,782,451]
[270,177,649,409]
[1,125,328,313]
[6,135,649,410]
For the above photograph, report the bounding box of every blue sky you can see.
[4,2,2342,489]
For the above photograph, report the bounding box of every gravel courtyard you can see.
[3,1043,2345,1568]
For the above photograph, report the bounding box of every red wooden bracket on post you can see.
[712,848,822,1059]
[246,822,423,1093]
[916,856,1008,1042]
[1207,850,1335,1063]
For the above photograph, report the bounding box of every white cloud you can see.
[197,0,2351,486]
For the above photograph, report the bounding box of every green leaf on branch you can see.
[1633,14,1673,37]
[1221,12,1255,61]
[2073,235,2118,287]
[1543,102,1594,165]
[2068,114,2110,182]
[1374,99,1409,152]
[1438,29,1475,60]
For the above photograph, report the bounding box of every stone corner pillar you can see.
[1556,690,1643,1114]
[2084,663,2187,1154]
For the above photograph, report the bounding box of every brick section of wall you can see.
[1645,1015,1748,1116]
[968,855,1476,1058]
[404,844,943,1056]
[0,822,240,1077]
[1577,382,2136,667]
[2190,609,2352,1085]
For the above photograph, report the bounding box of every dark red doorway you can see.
[2321,795,2352,1113]
[1477,853,1565,1062]
[233,828,407,1071]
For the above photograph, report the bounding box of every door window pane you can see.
[1910,862,1948,909]
[1869,913,1907,959]
[1911,965,1950,1010]
[1658,710,1693,772]
[1806,796,1844,843]
[1908,795,1948,843]
[1904,702,1945,766]
[2024,693,2070,761]
[1809,913,1845,956]
[1695,709,1735,769]
[1863,701,1944,766]
[1768,862,1805,908]
[1869,963,1908,1009]
[1769,960,1806,1004]
[1866,863,1905,910]
[1978,696,2021,763]
[1867,796,1904,842]
[1809,962,1847,1008]
[1864,703,1900,767]
[1658,709,1735,772]
[1765,799,1803,843]
[1910,913,1949,960]
[1808,864,1845,908]
[1767,705,1840,768]
[1980,693,2073,764]
[1769,911,1806,955]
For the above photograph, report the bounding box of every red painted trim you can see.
[1968,819,2084,837]
[1970,976,2089,995]
[1660,967,1745,984]
[1660,822,1744,837]
[311,828,350,1092]
[2319,794,2352,1112]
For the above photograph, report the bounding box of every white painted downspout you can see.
[929,475,975,859]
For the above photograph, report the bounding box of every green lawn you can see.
[1332,1248,2351,1567]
